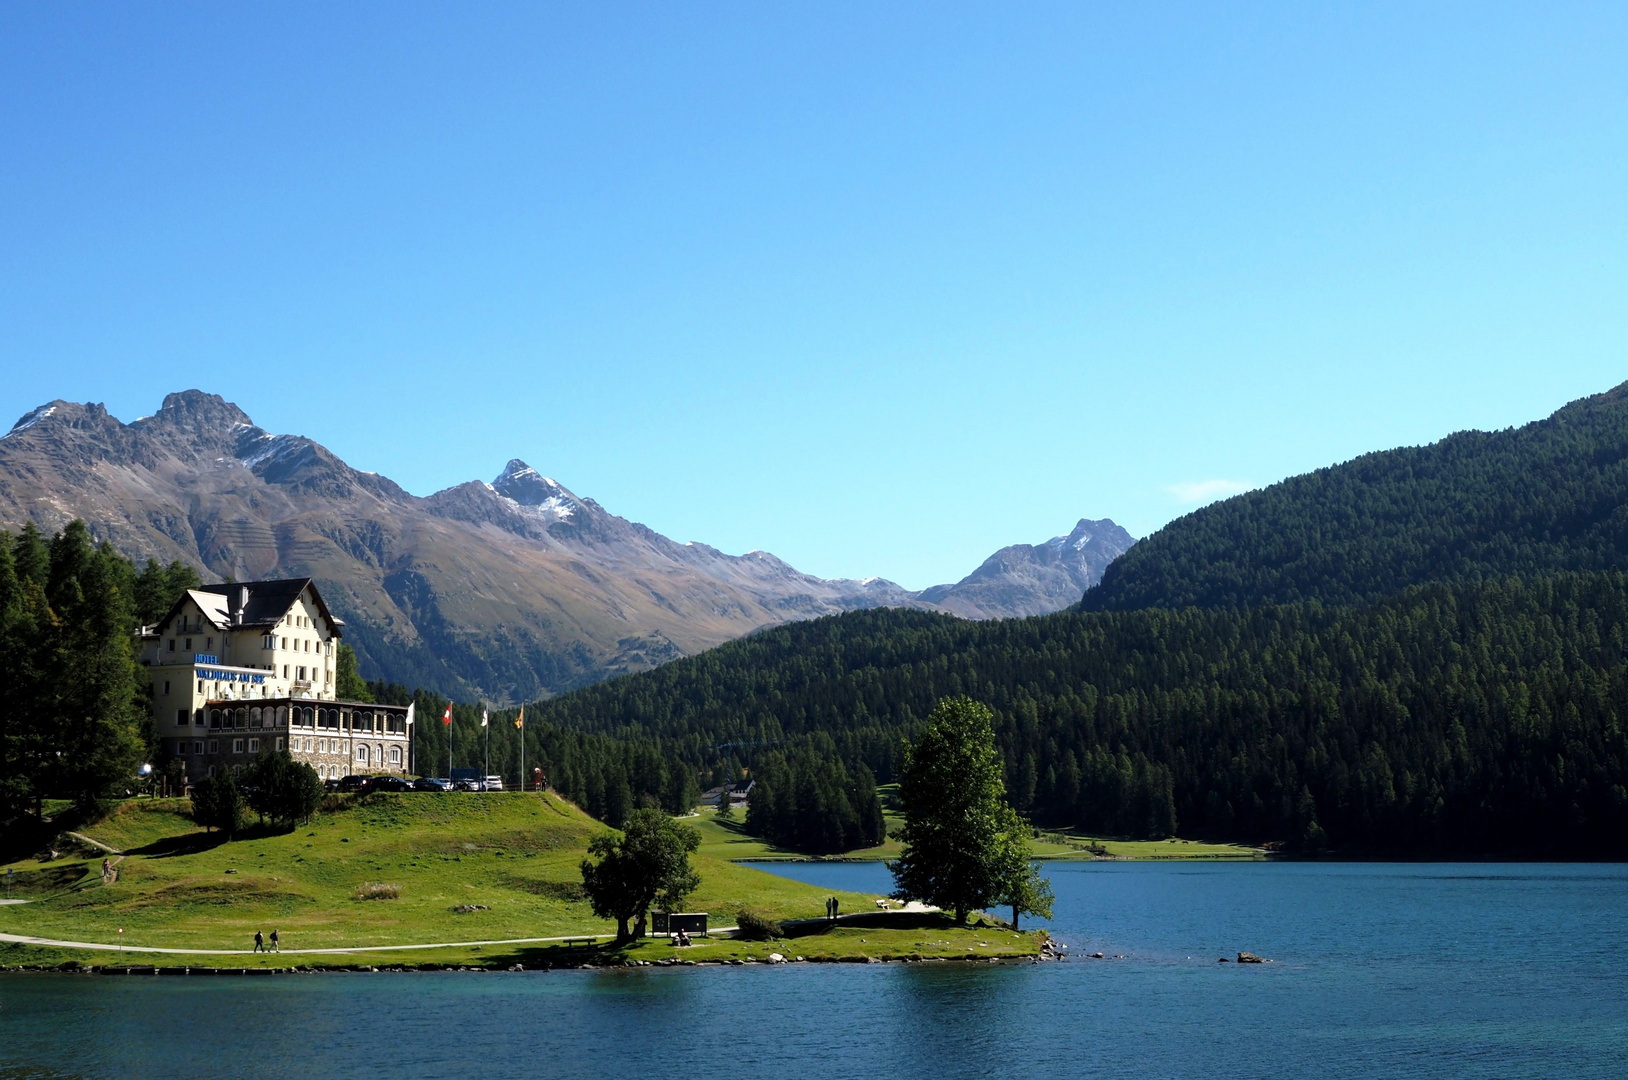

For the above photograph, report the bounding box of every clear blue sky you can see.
[3,4,1626,589]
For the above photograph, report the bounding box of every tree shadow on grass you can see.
[127,832,233,859]
[784,912,960,937]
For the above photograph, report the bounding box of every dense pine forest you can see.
[532,572,1628,855]
[0,521,200,819]
[1084,381,1628,612]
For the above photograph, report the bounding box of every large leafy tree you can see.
[890,696,1049,923]
[190,770,245,835]
[580,808,701,942]
[243,749,325,831]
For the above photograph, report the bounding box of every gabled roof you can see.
[153,578,342,638]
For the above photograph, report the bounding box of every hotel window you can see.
[318,739,327,753]
[208,740,219,753]
[205,637,212,649]
[247,738,260,753]
[168,639,176,652]
[194,741,204,754]
[177,739,188,755]
[275,737,284,751]
[356,745,369,763]
[298,666,307,681]
[232,738,244,754]
[163,680,171,695]
[388,747,401,764]
[281,636,288,649]
[176,709,188,727]
[263,635,275,650]
[195,709,205,726]
[197,680,204,694]
[207,765,216,777]
[283,665,289,678]
[184,638,192,651]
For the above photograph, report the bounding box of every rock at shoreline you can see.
[1237,952,1268,964]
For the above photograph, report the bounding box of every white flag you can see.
[405,702,415,726]
[481,708,489,728]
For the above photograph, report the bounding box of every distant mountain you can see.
[918,518,1135,618]
[1083,381,1628,612]
[0,390,1130,700]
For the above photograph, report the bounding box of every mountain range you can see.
[0,390,1133,701]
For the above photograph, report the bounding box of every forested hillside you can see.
[532,575,1628,855]
[1083,382,1628,612]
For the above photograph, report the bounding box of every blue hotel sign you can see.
[196,662,267,685]
[194,654,218,664]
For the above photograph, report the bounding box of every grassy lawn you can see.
[0,794,1040,968]
[1032,831,1266,860]
[690,806,903,862]
[691,788,1264,862]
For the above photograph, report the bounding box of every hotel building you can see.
[139,578,411,782]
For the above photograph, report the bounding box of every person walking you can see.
[832,897,840,920]
[270,929,280,953]
[253,930,264,953]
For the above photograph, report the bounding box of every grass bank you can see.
[691,800,1264,862]
[0,795,1040,969]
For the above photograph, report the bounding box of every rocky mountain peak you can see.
[491,459,581,511]
[146,390,255,441]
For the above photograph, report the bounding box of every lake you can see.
[3,862,1626,1079]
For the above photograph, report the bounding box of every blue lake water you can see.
[3,862,1626,1079]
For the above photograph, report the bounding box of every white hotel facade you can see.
[139,578,410,782]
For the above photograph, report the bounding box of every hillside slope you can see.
[532,572,1628,855]
[1083,382,1628,611]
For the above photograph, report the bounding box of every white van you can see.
[484,775,505,791]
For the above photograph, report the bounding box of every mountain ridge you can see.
[1081,380,1628,613]
[0,389,1131,700]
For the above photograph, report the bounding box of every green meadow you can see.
[0,793,1040,969]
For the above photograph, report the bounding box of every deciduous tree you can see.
[580,808,701,942]
[890,696,1033,923]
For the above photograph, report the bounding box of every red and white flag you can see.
[442,704,452,727]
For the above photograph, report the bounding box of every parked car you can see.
[455,778,485,792]
[413,776,453,792]
[483,775,504,791]
[337,774,372,793]
[369,776,415,793]
[323,779,342,792]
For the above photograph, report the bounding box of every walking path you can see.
[0,927,742,956]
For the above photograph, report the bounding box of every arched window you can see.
[249,708,263,729]
[209,709,223,730]
[235,708,248,729]
[388,746,400,765]
[277,706,289,727]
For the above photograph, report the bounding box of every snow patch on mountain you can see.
[4,405,56,438]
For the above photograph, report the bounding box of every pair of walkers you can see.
[252,929,280,953]
[825,896,841,921]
